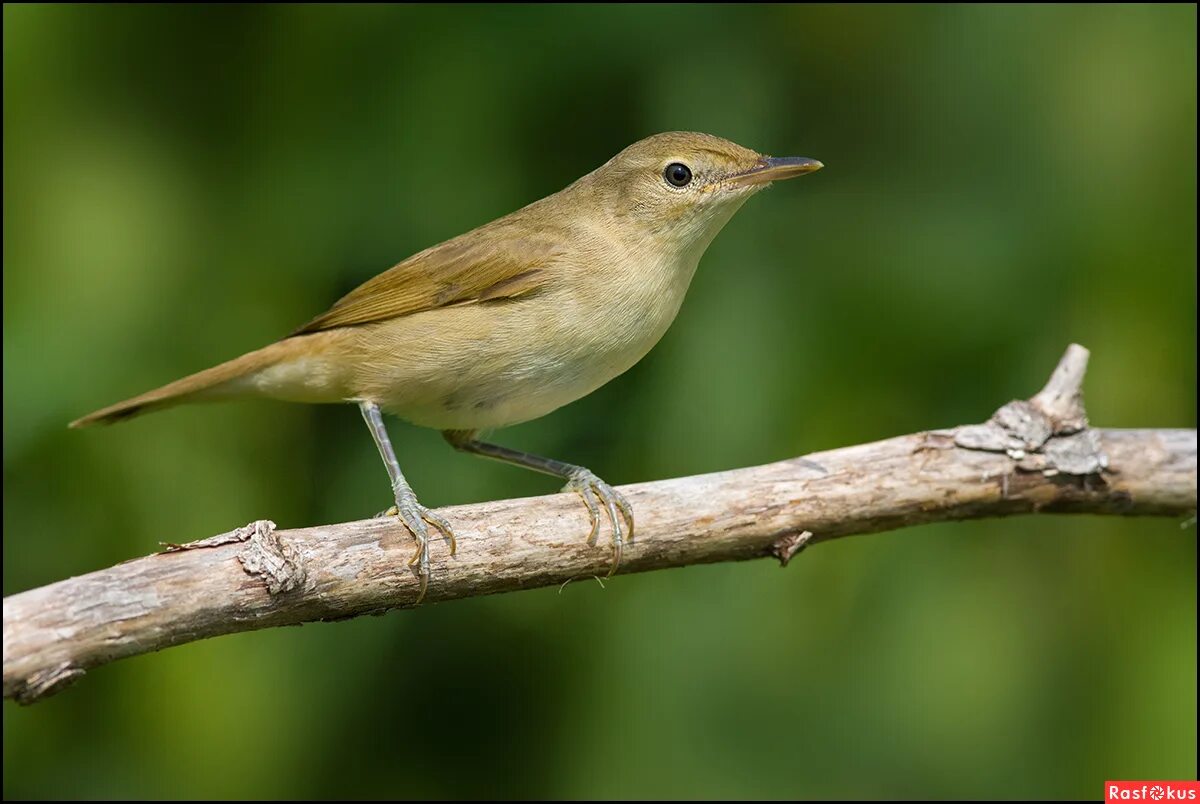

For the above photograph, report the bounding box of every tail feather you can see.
[69,337,317,428]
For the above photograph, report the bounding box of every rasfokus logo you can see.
[1107,781,1200,802]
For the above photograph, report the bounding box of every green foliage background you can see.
[4,4,1195,799]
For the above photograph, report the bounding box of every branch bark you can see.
[4,345,1195,704]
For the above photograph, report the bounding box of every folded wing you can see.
[293,231,557,335]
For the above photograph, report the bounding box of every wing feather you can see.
[292,231,557,335]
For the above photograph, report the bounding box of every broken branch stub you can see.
[954,344,1107,476]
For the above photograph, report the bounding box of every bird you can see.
[70,131,823,602]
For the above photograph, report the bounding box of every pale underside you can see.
[246,275,692,431]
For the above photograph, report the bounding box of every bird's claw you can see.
[562,469,634,577]
[381,491,457,605]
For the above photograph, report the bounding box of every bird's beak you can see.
[726,156,824,187]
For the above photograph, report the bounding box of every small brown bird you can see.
[71,131,822,601]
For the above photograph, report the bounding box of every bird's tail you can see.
[69,336,330,428]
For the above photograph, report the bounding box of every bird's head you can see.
[581,131,822,251]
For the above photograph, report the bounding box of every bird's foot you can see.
[377,491,457,605]
[562,468,634,577]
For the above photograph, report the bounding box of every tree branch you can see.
[4,345,1195,704]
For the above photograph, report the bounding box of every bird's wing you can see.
[292,231,556,335]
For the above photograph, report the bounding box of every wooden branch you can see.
[4,345,1195,704]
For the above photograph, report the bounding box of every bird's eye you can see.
[664,162,693,188]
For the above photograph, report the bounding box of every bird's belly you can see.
[351,287,680,431]
[398,358,612,431]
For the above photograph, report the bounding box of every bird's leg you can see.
[359,402,456,604]
[443,430,633,577]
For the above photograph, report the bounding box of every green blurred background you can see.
[3,4,1195,799]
